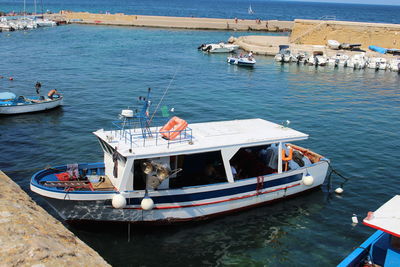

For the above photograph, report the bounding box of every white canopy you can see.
[363,195,400,238]
[0,92,16,100]
[95,118,309,158]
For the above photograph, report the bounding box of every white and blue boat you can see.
[227,56,256,67]
[338,195,400,267]
[0,91,63,115]
[31,89,329,223]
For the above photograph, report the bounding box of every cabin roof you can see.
[94,118,308,158]
[363,195,400,238]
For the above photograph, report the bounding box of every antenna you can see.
[149,68,179,123]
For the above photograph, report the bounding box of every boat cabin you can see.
[94,117,320,193]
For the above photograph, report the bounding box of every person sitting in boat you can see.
[231,164,241,179]
[47,89,60,100]
[248,51,254,59]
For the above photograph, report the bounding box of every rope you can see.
[322,159,351,193]
[256,176,264,194]
[149,68,179,124]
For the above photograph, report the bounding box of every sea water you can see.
[0,1,399,266]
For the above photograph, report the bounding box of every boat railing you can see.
[111,118,193,149]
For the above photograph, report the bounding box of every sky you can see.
[288,0,400,5]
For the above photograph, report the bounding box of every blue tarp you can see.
[369,45,388,54]
[0,92,16,100]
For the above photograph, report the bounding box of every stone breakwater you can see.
[49,11,293,32]
[0,171,110,267]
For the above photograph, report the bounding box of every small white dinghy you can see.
[327,40,341,50]
[0,91,63,115]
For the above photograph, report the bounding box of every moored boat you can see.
[338,195,400,267]
[0,91,63,115]
[31,89,329,223]
[389,58,400,72]
[227,55,256,66]
[346,53,367,69]
[377,57,388,70]
[367,57,380,70]
[198,42,239,53]
[274,45,290,62]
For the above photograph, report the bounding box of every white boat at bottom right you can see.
[338,195,400,267]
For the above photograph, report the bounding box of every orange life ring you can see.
[282,147,293,161]
[160,116,188,140]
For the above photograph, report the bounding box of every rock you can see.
[227,36,237,43]
[0,171,110,267]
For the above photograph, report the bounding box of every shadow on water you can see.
[68,190,328,267]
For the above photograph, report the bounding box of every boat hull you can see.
[0,97,63,114]
[31,161,329,223]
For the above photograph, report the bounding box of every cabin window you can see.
[133,159,147,190]
[230,144,278,179]
[170,151,227,188]
[230,143,314,179]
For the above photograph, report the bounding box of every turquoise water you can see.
[1,24,400,266]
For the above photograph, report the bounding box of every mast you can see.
[40,0,44,18]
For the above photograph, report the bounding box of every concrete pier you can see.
[0,170,110,266]
[229,35,398,59]
[50,11,294,32]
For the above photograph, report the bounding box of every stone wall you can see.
[290,19,400,50]
[0,171,110,267]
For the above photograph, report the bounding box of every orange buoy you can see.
[160,116,188,140]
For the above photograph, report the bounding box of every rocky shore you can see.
[0,170,110,267]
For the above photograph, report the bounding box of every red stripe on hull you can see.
[123,183,301,210]
[66,185,320,225]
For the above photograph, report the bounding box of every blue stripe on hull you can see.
[128,174,302,205]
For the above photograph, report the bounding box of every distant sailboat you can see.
[248,4,254,15]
